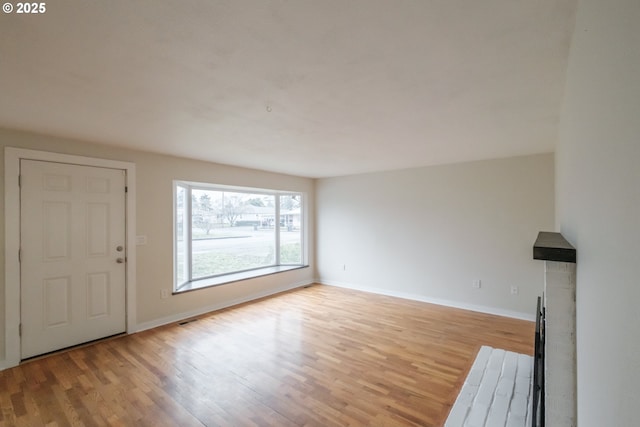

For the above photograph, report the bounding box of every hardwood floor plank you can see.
[0,284,533,426]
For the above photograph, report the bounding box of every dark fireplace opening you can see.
[532,296,545,427]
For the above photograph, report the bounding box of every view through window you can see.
[175,182,304,291]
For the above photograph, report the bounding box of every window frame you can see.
[173,181,307,292]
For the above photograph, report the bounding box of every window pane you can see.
[175,185,189,285]
[191,190,276,279]
[279,194,302,264]
[174,182,306,290]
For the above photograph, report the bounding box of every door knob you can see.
[116,245,124,252]
[116,258,125,264]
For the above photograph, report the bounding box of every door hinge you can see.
[18,249,21,263]
[125,186,128,193]
[18,174,21,187]
[19,323,22,337]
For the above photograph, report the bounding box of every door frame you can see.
[3,147,137,370]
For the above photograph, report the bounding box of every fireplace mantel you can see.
[533,231,576,263]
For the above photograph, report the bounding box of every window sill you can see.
[174,265,309,294]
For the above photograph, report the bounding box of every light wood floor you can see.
[0,284,534,427]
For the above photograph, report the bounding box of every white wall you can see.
[316,153,555,319]
[0,128,315,366]
[556,0,640,424]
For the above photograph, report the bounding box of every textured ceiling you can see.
[0,0,577,178]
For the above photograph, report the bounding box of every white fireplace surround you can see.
[532,230,577,427]
[543,260,577,426]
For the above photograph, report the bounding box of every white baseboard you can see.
[317,279,535,321]
[0,280,312,372]
[134,279,313,333]
[0,278,529,372]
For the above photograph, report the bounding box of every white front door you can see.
[20,160,127,359]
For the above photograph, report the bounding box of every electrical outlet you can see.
[472,279,481,289]
[161,289,169,299]
[510,285,519,295]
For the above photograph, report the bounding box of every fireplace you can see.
[532,232,576,427]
